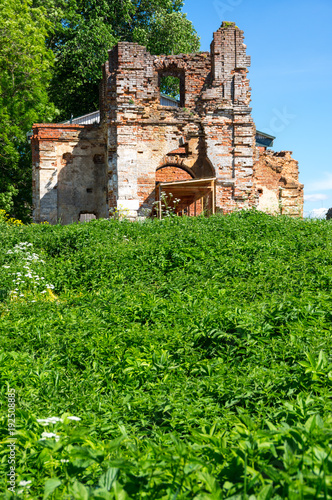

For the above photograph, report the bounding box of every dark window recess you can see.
[258,188,263,194]
[62,152,74,164]
[93,154,104,164]
[79,213,96,222]
[159,72,184,107]
[86,188,93,193]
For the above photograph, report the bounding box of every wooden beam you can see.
[159,177,216,188]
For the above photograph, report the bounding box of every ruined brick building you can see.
[31,22,303,223]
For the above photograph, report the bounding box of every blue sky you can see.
[183,0,332,217]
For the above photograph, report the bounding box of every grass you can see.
[0,211,332,499]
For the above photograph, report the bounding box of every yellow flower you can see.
[0,210,23,226]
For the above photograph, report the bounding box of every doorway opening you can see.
[155,178,216,218]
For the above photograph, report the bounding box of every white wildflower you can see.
[47,417,63,424]
[19,480,32,487]
[3,265,10,269]
[67,416,81,421]
[41,290,46,294]
[40,432,55,438]
[40,432,60,441]
[37,416,62,425]
[37,419,49,426]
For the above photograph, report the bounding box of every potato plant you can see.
[0,212,332,499]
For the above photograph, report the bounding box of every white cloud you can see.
[304,193,329,202]
[304,208,328,219]
[305,173,332,192]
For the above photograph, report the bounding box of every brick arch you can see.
[154,58,187,71]
[156,164,195,183]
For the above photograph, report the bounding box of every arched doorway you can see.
[155,164,215,217]
[156,164,195,183]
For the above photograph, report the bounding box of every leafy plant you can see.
[1,212,332,498]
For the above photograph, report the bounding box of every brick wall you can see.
[32,22,303,222]
[102,21,258,218]
[255,150,304,217]
[31,124,107,224]
[156,166,194,183]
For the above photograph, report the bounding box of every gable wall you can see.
[103,23,257,218]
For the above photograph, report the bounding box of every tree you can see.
[135,10,200,99]
[134,10,200,56]
[36,0,200,120]
[1,0,199,220]
[0,0,55,220]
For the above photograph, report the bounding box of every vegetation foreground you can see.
[1,212,332,499]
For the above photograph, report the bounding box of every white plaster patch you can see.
[257,187,279,214]
[117,199,139,211]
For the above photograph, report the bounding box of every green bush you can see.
[0,212,332,498]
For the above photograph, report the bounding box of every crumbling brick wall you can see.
[31,21,303,223]
[32,124,107,224]
[255,150,303,217]
[102,22,257,218]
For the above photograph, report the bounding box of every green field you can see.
[1,212,332,499]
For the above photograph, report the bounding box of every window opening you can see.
[79,213,96,222]
[160,76,180,100]
[159,72,185,107]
